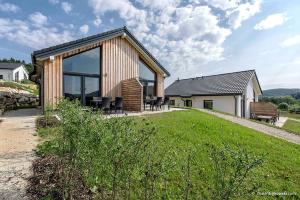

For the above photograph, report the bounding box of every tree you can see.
[0,58,33,73]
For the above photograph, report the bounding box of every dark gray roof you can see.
[31,26,170,76]
[0,62,23,70]
[165,70,261,97]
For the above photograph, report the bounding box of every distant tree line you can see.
[260,96,300,114]
[0,57,33,73]
[292,93,300,100]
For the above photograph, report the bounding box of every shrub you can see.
[209,144,265,200]
[278,102,289,110]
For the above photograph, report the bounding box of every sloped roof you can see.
[165,70,262,97]
[31,26,170,77]
[0,62,23,70]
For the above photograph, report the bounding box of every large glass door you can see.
[84,77,100,106]
[64,75,82,102]
[63,47,101,106]
[63,75,99,106]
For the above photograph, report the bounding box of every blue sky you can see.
[0,0,299,89]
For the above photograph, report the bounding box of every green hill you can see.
[263,88,300,97]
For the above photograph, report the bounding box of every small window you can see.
[170,100,175,106]
[0,75,3,80]
[24,73,28,80]
[204,100,213,109]
[184,100,192,107]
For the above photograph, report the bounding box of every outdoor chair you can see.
[144,96,151,110]
[91,96,102,110]
[101,97,112,114]
[152,97,163,111]
[111,97,123,113]
[162,97,170,110]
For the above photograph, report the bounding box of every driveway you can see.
[197,109,300,145]
[0,109,40,200]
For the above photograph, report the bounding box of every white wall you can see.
[170,95,241,116]
[12,65,28,81]
[244,75,262,118]
[0,69,13,81]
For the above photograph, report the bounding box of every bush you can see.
[289,105,300,114]
[209,144,265,200]
[278,102,289,110]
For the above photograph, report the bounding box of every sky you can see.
[0,0,299,90]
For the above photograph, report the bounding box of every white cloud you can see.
[79,24,89,34]
[93,17,101,27]
[49,0,59,4]
[29,12,48,26]
[0,17,73,49]
[0,2,20,13]
[281,34,300,47]
[61,2,72,14]
[88,0,261,80]
[227,0,262,29]
[203,0,240,10]
[254,13,287,30]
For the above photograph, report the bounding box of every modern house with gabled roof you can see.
[165,70,263,118]
[30,26,170,111]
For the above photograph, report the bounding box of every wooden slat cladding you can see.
[102,37,139,98]
[43,55,62,107]
[62,42,102,58]
[156,73,164,97]
[122,78,142,111]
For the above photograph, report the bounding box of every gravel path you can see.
[0,109,40,200]
[197,109,300,145]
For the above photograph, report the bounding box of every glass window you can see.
[63,47,100,74]
[139,60,155,81]
[139,59,156,97]
[184,100,192,107]
[204,100,213,109]
[0,75,3,80]
[15,71,19,82]
[170,100,175,106]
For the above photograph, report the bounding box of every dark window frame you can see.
[204,100,213,109]
[184,99,192,107]
[139,58,157,97]
[170,99,175,106]
[0,75,3,80]
[62,46,102,106]
[15,71,19,82]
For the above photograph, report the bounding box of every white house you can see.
[165,70,263,119]
[0,63,29,82]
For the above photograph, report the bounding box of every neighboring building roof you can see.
[31,26,170,77]
[0,62,23,70]
[165,70,262,97]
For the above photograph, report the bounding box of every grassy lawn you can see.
[283,119,300,136]
[280,111,300,120]
[137,110,300,196]
[36,107,300,199]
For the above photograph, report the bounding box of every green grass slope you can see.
[137,110,300,196]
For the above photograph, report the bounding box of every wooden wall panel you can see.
[43,55,63,108]
[122,78,142,111]
[156,73,164,97]
[102,37,139,98]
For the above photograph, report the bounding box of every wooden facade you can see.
[41,36,166,111]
